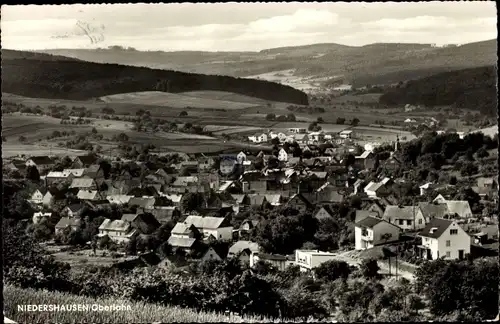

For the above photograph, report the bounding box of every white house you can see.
[98,219,138,244]
[419,182,435,196]
[278,148,288,162]
[250,252,293,271]
[33,212,52,224]
[443,201,473,219]
[184,215,233,241]
[248,133,268,143]
[433,194,447,204]
[355,216,402,250]
[237,151,247,164]
[382,205,427,231]
[339,130,353,139]
[404,118,417,123]
[29,189,45,204]
[418,218,470,260]
[289,128,307,134]
[295,250,339,272]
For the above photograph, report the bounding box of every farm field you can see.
[352,126,417,142]
[100,91,260,110]
[2,143,88,158]
[274,122,350,133]
[181,90,269,104]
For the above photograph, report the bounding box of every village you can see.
[3,124,498,277]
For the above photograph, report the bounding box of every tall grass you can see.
[4,285,322,323]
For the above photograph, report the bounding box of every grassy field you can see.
[181,90,269,104]
[4,285,306,323]
[2,144,88,158]
[100,91,260,110]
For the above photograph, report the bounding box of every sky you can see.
[1,2,497,52]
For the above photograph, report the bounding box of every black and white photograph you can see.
[1,2,498,323]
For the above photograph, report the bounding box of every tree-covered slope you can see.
[379,66,497,116]
[1,50,309,105]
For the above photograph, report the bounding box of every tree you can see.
[287,113,296,121]
[460,162,478,176]
[91,127,98,134]
[25,165,40,181]
[351,118,360,126]
[476,147,489,158]
[265,113,276,121]
[179,111,188,117]
[317,117,324,123]
[19,135,27,142]
[360,258,380,279]
[271,137,280,145]
[336,117,345,125]
[314,260,351,282]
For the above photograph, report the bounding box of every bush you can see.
[360,258,380,279]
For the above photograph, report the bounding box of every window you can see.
[407,220,412,226]
[399,219,404,225]
[446,240,451,247]
[418,219,423,225]
[450,229,458,235]
[446,251,451,258]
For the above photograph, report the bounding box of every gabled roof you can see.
[128,197,155,209]
[75,155,98,166]
[62,169,85,177]
[264,194,281,205]
[231,194,247,204]
[356,151,373,159]
[99,219,131,232]
[151,207,179,223]
[70,178,95,189]
[27,156,55,165]
[355,210,379,223]
[239,219,260,230]
[444,201,472,217]
[168,236,197,248]
[287,193,313,209]
[364,181,384,193]
[172,176,198,187]
[171,222,198,235]
[77,190,102,200]
[121,213,139,222]
[355,216,386,228]
[228,240,260,256]
[46,171,67,178]
[247,194,267,206]
[418,202,449,221]
[165,194,183,203]
[419,218,454,239]
[127,186,158,197]
[184,215,230,229]
[66,203,86,213]
[107,195,133,205]
[383,205,421,221]
[55,217,81,228]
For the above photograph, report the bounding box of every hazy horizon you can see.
[2,2,497,52]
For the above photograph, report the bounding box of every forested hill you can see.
[379,66,497,116]
[1,50,309,105]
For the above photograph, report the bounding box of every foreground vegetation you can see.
[4,285,298,323]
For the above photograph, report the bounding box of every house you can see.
[433,194,447,204]
[70,178,97,190]
[55,217,82,235]
[278,149,288,162]
[77,190,105,201]
[264,194,282,206]
[83,164,104,179]
[29,189,46,204]
[355,151,377,170]
[248,133,268,143]
[151,207,181,224]
[381,154,402,172]
[25,156,55,169]
[198,157,215,172]
[315,183,343,204]
[236,151,247,164]
[364,200,386,217]
[247,194,267,208]
[107,195,133,205]
[418,202,449,222]
[250,252,293,271]
[167,236,198,253]
[363,179,391,198]
[289,127,307,134]
[121,213,160,235]
[355,216,402,250]
[231,194,250,206]
[294,250,338,272]
[220,159,237,175]
[98,219,138,243]
[33,212,52,225]
[201,246,228,262]
[339,130,353,139]
[314,205,335,220]
[170,222,202,239]
[62,169,85,178]
[286,193,313,213]
[128,197,156,211]
[239,219,260,236]
[165,194,183,207]
[473,177,498,198]
[355,210,379,223]
[63,203,86,218]
[418,218,471,260]
[404,118,417,124]
[172,176,198,187]
[46,171,73,183]
[71,155,99,168]
[419,182,436,196]
[382,205,427,231]
[442,201,473,219]
[228,240,261,265]
[184,215,233,240]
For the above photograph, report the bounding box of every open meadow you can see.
[2,143,88,158]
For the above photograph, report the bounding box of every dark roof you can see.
[76,155,98,166]
[420,218,454,239]
[257,253,289,261]
[287,193,313,209]
[28,156,55,165]
[139,252,162,266]
[127,186,158,197]
[355,216,385,228]
[151,208,179,223]
[67,203,85,213]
